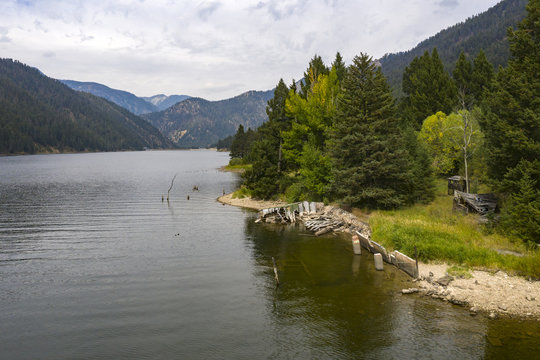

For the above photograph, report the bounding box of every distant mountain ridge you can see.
[0,59,173,154]
[61,80,191,115]
[143,90,274,148]
[142,94,191,111]
[379,0,527,95]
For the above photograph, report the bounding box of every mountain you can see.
[379,0,528,95]
[0,59,173,154]
[142,94,191,111]
[143,90,274,148]
[61,80,159,115]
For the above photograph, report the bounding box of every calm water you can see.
[0,150,538,359]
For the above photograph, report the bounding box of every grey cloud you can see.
[42,51,55,57]
[0,26,11,42]
[34,20,48,32]
[198,1,222,21]
[255,0,308,21]
[439,0,459,9]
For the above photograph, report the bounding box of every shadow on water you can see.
[243,216,540,359]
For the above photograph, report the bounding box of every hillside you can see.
[143,90,274,148]
[61,80,159,115]
[0,59,173,154]
[379,0,527,95]
[142,94,191,111]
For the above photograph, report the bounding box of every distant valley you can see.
[143,90,273,148]
[63,79,273,149]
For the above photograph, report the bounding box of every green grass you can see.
[223,163,252,172]
[369,180,540,278]
[231,187,252,199]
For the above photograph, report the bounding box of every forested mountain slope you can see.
[379,0,527,95]
[61,80,159,115]
[0,59,173,154]
[143,90,273,148]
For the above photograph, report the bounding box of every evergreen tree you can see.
[403,126,436,204]
[300,54,329,99]
[243,79,292,198]
[481,0,539,184]
[471,50,494,102]
[480,0,540,244]
[401,48,457,128]
[329,53,412,209]
[453,51,474,108]
[331,52,347,83]
[230,124,245,158]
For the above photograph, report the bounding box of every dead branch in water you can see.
[167,174,178,201]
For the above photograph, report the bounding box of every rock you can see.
[498,304,507,311]
[429,271,434,277]
[488,312,498,320]
[469,306,479,316]
[525,295,536,301]
[474,280,479,285]
[450,298,467,306]
[402,288,420,294]
[436,275,454,287]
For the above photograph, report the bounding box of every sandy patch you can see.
[415,263,540,318]
[217,193,288,211]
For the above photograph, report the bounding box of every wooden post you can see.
[374,253,384,271]
[352,235,361,255]
[272,257,280,286]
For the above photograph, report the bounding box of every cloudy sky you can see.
[0,0,500,100]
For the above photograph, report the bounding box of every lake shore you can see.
[218,192,540,319]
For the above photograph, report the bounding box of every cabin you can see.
[447,176,468,195]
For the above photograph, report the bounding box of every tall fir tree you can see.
[480,0,540,244]
[471,50,494,103]
[243,79,292,198]
[453,51,474,108]
[230,124,245,158]
[300,54,329,99]
[331,51,347,83]
[329,53,412,209]
[401,48,457,128]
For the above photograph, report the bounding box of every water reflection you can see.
[244,217,539,359]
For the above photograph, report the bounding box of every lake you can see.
[0,150,538,359]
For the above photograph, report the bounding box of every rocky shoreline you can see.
[217,193,540,319]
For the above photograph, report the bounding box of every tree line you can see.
[227,0,539,245]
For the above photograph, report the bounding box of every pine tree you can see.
[329,53,412,209]
[481,0,539,183]
[480,0,540,244]
[331,51,347,83]
[453,51,474,108]
[471,50,494,102]
[402,48,457,128]
[300,54,329,99]
[230,124,245,159]
[243,79,292,198]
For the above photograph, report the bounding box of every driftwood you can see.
[167,174,178,201]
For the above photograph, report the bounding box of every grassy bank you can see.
[369,180,540,278]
